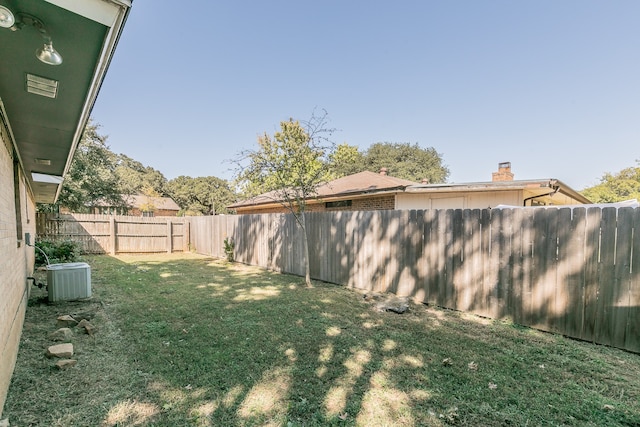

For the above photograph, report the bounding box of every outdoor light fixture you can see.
[0,5,15,28]
[35,39,63,66]
[3,12,63,65]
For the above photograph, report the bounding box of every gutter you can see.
[523,181,560,206]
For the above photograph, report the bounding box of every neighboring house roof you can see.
[230,166,591,210]
[229,171,418,209]
[126,195,181,211]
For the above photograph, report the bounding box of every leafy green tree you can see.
[582,163,640,203]
[326,143,364,178]
[166,175,236,215]
[362,142,449,183]
[52,121,125,212]
[235,111,335,287]
[39,120,170,213]
[115,154,167,197]
[323,141,449,182]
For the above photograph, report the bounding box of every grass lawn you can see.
[4,252,640,426]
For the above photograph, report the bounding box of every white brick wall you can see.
[0,119,34,418]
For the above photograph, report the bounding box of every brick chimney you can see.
[379,167,388,176]
[492,162,514,181]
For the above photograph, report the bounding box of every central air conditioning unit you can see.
[46,262,92,302]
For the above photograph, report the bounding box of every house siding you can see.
[396,190,522,210]
[0,121,35,417]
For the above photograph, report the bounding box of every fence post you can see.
[167,220,173,253]
[109,216,116,255]
[184,221,190,252]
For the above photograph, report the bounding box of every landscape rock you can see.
[375,295,409,314]
[77,319,96,335]
[56,315,78,328]
[49,327,74,341]
[0,418,9,427]
[55,359,77,370]
[363,292,384,302]
[46,343,74,358]
[71,309,97,322]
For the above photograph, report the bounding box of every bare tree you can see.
[235,110,335,287]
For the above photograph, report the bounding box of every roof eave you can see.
[553,179,592,204]
[55,0,132,203]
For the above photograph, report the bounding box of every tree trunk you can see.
[300,212,313,287]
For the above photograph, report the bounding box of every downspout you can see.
[523,182,560,206]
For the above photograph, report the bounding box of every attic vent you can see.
[26,74,58,98]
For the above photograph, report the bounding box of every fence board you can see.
[627,209,640,352]
[467,209,483,313]
[422,210,436,305]
[546,209,560,332]
[392,210,409,296]
[550,208,571,332]
[612,208,633,349]
[413,210,426,299]
[498,208,513,320]
[565,208,586,339]
[510,209,524,325]
[371,210,385,292]
[450,209,463,310]
[582,208,602,342]
[530,209,547,329]
[442,210,454,308]
[520,209,534,328]
[596,208,617,346]
[475,209,491,318]
[433,210,446,306]
[346,212,357,286]
[418,210,434,304]
[486,209,502,318]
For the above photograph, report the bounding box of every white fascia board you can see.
[44,0,131,27]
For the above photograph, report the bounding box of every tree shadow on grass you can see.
[96,255,640,426]
[90,254,450,426]
[8,253,639,426]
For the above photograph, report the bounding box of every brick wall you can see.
[0,120,34,417]
[351,195,395,211]
[492,162,514,182]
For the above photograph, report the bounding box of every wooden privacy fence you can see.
[190,208,640,353]
[36,213,189,254]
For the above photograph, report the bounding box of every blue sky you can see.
[91,1,639,190]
